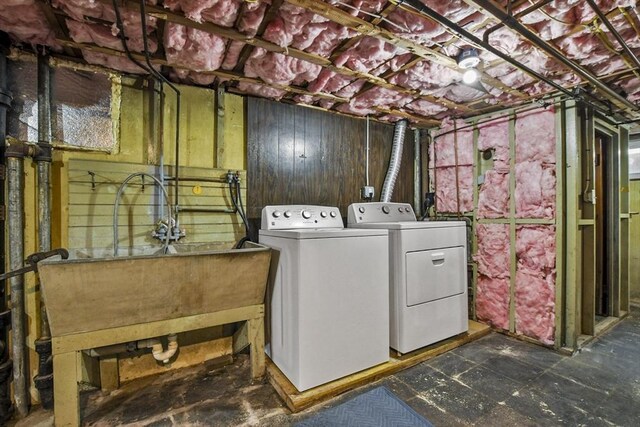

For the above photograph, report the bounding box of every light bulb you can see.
[462,68,479,85]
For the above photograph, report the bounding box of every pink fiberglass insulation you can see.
[430,120,473,167]
[405,99,447,117]
[238,82,286,100]
[515,225,556,345]
[390,61,461,93]
[515,161,556,219]
[475,224,510,330]
[433,166,473,213]
[477,276,510,330]
[383,8,445,45]
[164,0,242,26]
[475,224,510,279]
[516,107,556,164]
[351,86,413,110]
[477,117,510,171]
[164,23,226,72]
[0,0,58,47]
[478,171,510,219]
[335,37,407,75]
[244,48,321,86]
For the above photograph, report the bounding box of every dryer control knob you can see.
[330,211,337,218]
[272,210,282,218]
[359,206,366,213]
[405,207,411,212]
[398,207,403,213]
[382,205,390,214]
[302,210,312,219]
[284,211,292,218]
[320,211,327,218]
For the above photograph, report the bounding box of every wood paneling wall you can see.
[246,98,415,223]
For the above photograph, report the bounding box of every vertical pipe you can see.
[365,116,370,187]
[0,48,13,423]
[380,119,407,203]
[7,156,27,416]
[34,54,54,410]
[413,129,421,216]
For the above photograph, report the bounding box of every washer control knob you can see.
[382,205,390,214]
[320,211,327,218]
[302,210,312,219]
[398,207,403,213]
[359,206,366,213]
[272,210,282,218]
[405,207,411,212]
[330,211,337,218]
[284,211,292,218]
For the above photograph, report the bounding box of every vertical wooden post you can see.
[53,351,80,427]
[99,357,120,392]
[216,86,226,169]
[248,314,265,380]
[508,111,517,334]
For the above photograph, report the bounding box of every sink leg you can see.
[99,356,120,392]
[53,351,80,427]
[248,316,265,380]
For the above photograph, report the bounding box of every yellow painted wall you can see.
[630,180,640,303]
[19,76,246,399]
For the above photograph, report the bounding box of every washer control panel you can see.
[347,202,416,224]
[262,205,343,229]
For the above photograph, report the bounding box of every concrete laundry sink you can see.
[37,242,271,427]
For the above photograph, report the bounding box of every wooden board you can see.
[39,246,271,337]
[267,320,490,413]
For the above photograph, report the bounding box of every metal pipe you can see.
[365,115,370,187]
[177,207,236,214]
[585,0,640,72]
[467,0,639,112]
[138,0,182,230]
[483,0,554,43]
[34,53,54,410]
[400,0,574,99]
[0,48,13,423]
[413,129,421,216]
[113,173,173,256]
[380,119,407,203]
[7,156,27,416]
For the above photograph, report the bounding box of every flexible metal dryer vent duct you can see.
[380,119,408,203]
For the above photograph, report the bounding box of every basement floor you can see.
[16,306,640,427]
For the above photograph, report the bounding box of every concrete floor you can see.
[14,306,640,426]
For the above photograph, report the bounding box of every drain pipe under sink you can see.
[138,334,179,364]
[87,334,179,364]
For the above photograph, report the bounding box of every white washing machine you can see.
[259,205,389,391]
[347,202,468,354]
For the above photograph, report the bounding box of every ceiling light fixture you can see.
[456,47,480,69]
[462,69,479,85]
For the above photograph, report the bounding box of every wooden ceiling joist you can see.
[97,0,472,114]
[56,38,440,127]
[286,0,528,100]
[233,0,285,73]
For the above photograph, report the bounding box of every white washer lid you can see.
[259,228,388,239]
[349,221,466,230]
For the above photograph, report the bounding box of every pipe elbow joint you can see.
[34,142,53,162]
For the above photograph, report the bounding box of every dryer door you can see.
[406,246,466,306]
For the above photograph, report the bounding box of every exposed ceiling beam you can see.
[57,38,441,126]
[286,0,528,99]
[465,0,639,114]
[94,0,470,114]
[36,0,79,57]
[233,0,285,73]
